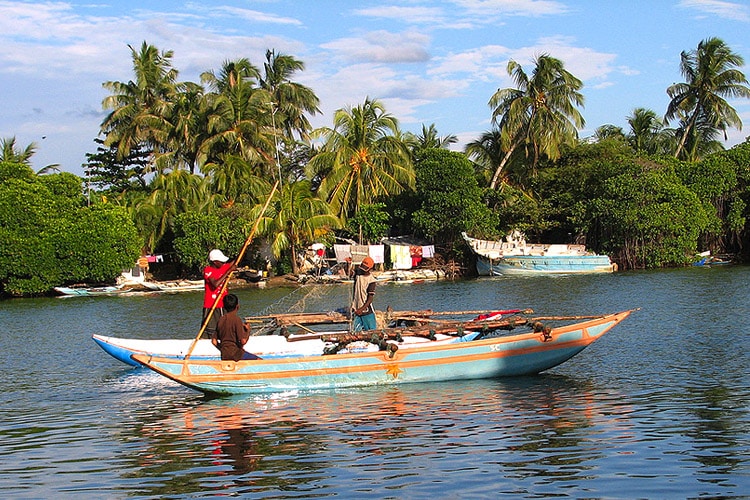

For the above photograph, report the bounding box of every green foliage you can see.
[39,171,88,200]
[83,138,150,194]
[589,163,709,268]
[172,210,251,272]
[530,141,727,269]
[0,167,141,295]
[484,184,546,238]
[0,161,35,182]
[346,203,390,243]
[56,205,142,283]
[535,139,637,244]
[411,149,497,242]
[694,141,750,236]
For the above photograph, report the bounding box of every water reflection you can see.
[105,374,636,497]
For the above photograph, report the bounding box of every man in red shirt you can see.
[203,249,235,343]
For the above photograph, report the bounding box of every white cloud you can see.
[354,5,447,25]
[678,0,750,22]
[429,36,627,87]
[321,30,432,63]
[430,45,512,79]
[452,0,568,17]
[201,5,303,25]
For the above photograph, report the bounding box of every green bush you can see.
[0,163,141,296]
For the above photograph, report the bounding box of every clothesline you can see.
[331,243,435,270]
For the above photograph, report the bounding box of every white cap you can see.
[209,249,229,263]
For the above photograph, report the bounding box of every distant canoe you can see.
[54,284,152,296]
[131,310,633,395]
[54,280,201,297]
[463,233,617,276]
[146,280,204,292]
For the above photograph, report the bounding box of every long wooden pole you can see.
[184,181,279,360]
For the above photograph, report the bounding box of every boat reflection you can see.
[117,375,638,496]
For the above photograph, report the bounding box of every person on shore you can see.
[214,293,250,361]
[351,256,377,331]
[203,249,235,340]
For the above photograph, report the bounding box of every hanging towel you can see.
[391,245,412,270]
[351,245,370,265]
[369,245,385,264]
[422,245,435,258]
[334,244,352,262]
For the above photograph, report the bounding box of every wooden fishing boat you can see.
[93,309,518,367]
[463,232,617,276]
[131,309,633,395]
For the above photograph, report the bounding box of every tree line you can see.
[2,36,750,297]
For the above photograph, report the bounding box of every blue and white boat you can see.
[131,310,633,395]
[463,232,617,276]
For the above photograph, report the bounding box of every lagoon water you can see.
[1,267,749,499]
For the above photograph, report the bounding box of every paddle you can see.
[184,181,279,361]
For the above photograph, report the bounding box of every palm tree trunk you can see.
[490,139,520,189]
[674,107,700,159]
[290,241,299,275]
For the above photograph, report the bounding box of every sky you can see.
[1,0,750,177]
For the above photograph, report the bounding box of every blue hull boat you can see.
[131,310,633,395]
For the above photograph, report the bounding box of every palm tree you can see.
[101,42,178,166]
[307,98,415,221]
[259,50,321,185]
[259,49,320,141]
[254,180,341,274]
[465,129,505,187]
[626,107,677,155]
[488,54,585,189]
[593,125,626,142]
[405,123,458,151]
[0,136,60,173]
[158,81,208,174]
[1,137,37,165]
[203,154,267,208]
[665,37,750,161]
[199,59,276,175]
[135,170,211,250]
[673,111,725,161]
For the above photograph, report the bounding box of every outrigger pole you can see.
[184,181,279,360]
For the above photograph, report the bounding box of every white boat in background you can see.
[146,280,204,292]
[463,232,617,276]
[54,280,202,297]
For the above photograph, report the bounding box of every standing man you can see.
[351,256,377,331]
[203,249,235,343]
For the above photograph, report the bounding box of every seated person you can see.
[213,293,250,361]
